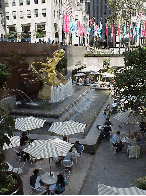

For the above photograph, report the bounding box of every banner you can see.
[66,15,70,35]
[118,21,120,36]
[111,20,114,41]
[106,21,108,36]
[63,12,66,32]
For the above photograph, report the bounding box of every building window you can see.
[12,11,16,19]
[132,9,136,17]
[12,0,16,6]
[19,0,23,6]
[54,10,55,18]
[0,0,1,8]
[42,0,45,3]
[26,0,30,5]
[5,0,9,7]
[34,0,38,4]
[34,9,38,17]
[27,10,31,18]
[20,11,23,19]
[6,12,9,20]
[42,8,46,17]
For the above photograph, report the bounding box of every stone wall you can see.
[0,42,58,57]
[61,45,86,79]
[84,56,125,69]
[0,96,16,110]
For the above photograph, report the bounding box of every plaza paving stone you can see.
[5,88,146,195]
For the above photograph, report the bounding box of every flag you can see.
[96,25,99,39]
[90,18,93,27]
[70,18,75,35]
[118,20,120,36]
[94,22,97,36]
[106,21,108,36]
[111,20,114,41]
[66,2,72,16]
[87,24,90,35]
[63,12,66,32]
[66,15,70,35]
[123,20,126,37]
[142,21,146,37]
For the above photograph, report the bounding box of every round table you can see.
[40,172,58,185]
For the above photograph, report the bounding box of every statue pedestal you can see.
[38,83,51,99]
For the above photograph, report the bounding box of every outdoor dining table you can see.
[40,171,59,186]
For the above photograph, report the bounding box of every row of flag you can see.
[64,1,146,41]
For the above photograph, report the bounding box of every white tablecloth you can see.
[41,172,58,185]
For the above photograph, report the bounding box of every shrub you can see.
[135,176,146,190]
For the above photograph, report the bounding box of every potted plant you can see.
[0,62,23,194]
[0,102,24,195]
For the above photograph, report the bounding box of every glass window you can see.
[34,9,38,17]
[42,0,45,3]
[5,0,9,7]
[34,0,38,4]
[0,0,2,8]
[27,10,31,18]
[6,12,9,20]
[19,0,23,6]
[26,0,30,5]
[12,0,16,6]
[132,9,136,17]
[54,10,55,18]
[20,11,23,19]
[42,8,46,17]
[12,11,16,19]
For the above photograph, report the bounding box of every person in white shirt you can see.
[111,131,124,153]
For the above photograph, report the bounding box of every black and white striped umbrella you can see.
[23,138,73,159]
[15,116,46,132]
[3,135,20,150]
[114,111,141,124]
[48,120,86,136]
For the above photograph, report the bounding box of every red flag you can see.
[111,20,114,42]
[90,18,93,27]
[118,21,120,36]
[106,21,108,36]
[63,12,66,32]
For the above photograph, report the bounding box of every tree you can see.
[56,57,67,73]
[0,102,15,194]
[0,63,12,90]
[107,0,144,34]
[114,47,146,117]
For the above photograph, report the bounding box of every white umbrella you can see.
[74,73,86,77]
[102,72,114,78]
[114,111,143,137]
[15,116,46,132]
[80,66,100,73]
[3,135,20,150]
[48,120,86,136]
[23,138,73,175]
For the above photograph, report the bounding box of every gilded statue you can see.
[30,49,66,98]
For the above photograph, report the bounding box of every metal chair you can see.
[62,160,73,178]
[30,185,48,195]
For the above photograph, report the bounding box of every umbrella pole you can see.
[128,124,130,138]
[49,157,52,175]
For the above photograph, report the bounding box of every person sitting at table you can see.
[30,169,41,189]
[136,133,144,146]
[20,132,28,146]
[64,148,73,161]
[74,141,84,155]
[111,131,124,153]
[49,174,68,194]
[104,117,112,126]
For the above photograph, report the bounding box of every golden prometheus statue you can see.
[30,48,66,99]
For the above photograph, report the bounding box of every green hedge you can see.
[84,53,124,57]
[135,176,146,190]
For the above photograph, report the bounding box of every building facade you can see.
[0,0,89,45]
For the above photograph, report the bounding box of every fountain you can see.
[50,78,73,103]
[30,48,73,103]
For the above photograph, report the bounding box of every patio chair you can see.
[13,162,25,174]
[30,185,47,195]
[62,160,73,178]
